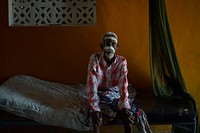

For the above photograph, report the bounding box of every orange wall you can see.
[0,0,200,111]
[166,0,200,115]
[0,0,150,90]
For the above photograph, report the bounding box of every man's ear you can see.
[115,43,119,50]
[100,43,104,50]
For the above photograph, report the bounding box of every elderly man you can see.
[86,32,152,133]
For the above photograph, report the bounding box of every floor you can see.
[0,125,172,133]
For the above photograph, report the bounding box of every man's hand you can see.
[91,111,103,126]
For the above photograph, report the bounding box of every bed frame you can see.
[0,93,198,133]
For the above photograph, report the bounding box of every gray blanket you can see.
[0,75,92,131]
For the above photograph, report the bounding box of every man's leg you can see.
[121,108,133,133]
[124,122,132,133]
[93,125,101,133]
[91,111,102,133]
[134,109,152,133]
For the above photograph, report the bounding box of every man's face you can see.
[103,39,118,60]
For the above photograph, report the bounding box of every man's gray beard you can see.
[104,46,115,59]
[105,50,114,54]
[105,50,114,59]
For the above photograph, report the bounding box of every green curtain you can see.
[149,0,187,97]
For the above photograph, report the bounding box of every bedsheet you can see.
[0,75,137,131]
[0,75,92,131]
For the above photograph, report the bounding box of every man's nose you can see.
[105,43,112,46]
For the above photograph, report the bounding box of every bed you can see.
[0,75,198,133]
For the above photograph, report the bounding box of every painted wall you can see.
[166,0,200,116]
[0,0,200,118]
[0,0,150,89]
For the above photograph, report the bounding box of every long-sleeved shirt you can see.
[86,52,130,112]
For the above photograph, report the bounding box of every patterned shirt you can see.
[86,52,130,112]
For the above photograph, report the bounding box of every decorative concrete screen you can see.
[8,0,96,26]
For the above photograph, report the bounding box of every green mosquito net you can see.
[149,0,187,97]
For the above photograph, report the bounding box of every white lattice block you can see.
[8,0,96,26]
